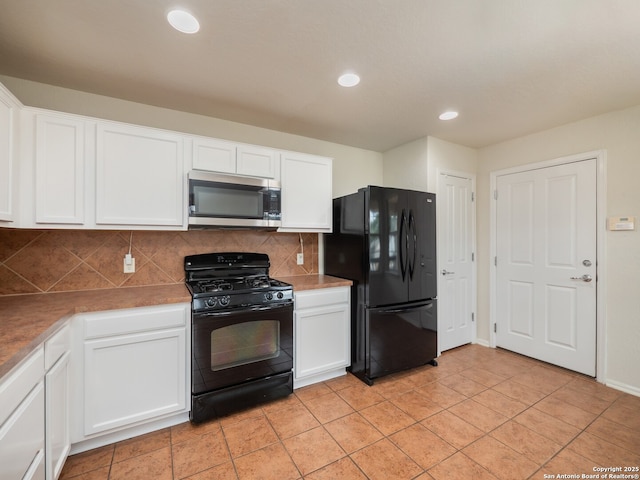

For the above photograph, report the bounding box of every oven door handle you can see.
[194,303,292,318]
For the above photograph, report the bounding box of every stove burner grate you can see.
[199,280,233,293]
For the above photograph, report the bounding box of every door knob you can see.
[570,274,592,282]
[441,269,455,276]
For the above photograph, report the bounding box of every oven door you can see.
[192,303,293,394]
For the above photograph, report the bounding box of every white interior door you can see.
[495,159,597,376]
[438,173,475,352]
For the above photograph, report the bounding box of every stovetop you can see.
[187,275,291,296]
[185,252,293,312]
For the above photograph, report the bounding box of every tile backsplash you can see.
[0,229,318,296]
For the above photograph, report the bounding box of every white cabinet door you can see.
[190,138,278,179]
[280,152,332,232]
[294,287,350,388]
[237,145,278,179]
[0,83,20,223]
[83,327,186,436]
[96,122,184,227]
[0,381,45,480]
[44,323,71,480]
[45,351,70,480]
[192,137,236,173]
[35,113,86,224]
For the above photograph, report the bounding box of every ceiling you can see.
[1,0,640,152]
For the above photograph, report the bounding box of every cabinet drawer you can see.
[294,287,350,310]
[0,346,44,426]
[83,304,188,339]
[45,323,71,369]
[0,381,45,480]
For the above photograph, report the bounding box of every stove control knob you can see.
[276,292,284,300]
[206,298,217,307]
[219,296,230,307]
[265,292,273,301]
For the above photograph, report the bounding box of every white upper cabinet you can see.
[279,152,332,232]
[192,137,236,173]
[236,145,278,179]
[96,122,185,227]
[0,83,21,224]
[191,136,278,180]
[35,113,86,224]
[1,80,333,232]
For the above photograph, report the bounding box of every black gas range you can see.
[185,252,294,423]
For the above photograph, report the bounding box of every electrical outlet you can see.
[296,253,304,265]
[123,254,135,273]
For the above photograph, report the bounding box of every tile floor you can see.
[60,344,640,480]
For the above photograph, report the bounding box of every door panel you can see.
[508,281,534,337]
[438,174,474,351]
[496,159,597,376]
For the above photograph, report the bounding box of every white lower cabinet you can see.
[0,347,46,480]
[45,324,71,480]
[72,304,190,447]
[294,287,350,388]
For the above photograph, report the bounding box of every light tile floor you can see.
[60,344,640,480]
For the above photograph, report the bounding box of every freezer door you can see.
[365,300,437,380]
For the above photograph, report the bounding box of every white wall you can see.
[426,137,478,192]
[382,136,477,192]
[382,137,429,191]
[477,105,640,394]
[0,75,383,200]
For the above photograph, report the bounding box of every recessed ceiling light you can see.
[439,111,459,120]
[167,9,200,34]
[338,73,360,87]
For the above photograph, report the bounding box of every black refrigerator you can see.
[323,186,437,385]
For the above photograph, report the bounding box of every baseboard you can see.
[69,411,190,455]
[604,379,640,397]
[474,338,490,348]
[294,368,347,389]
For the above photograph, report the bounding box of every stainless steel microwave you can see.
[188,171,281,228]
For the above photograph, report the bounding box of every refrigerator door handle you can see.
[399,208,407,280]
[378,301,434,314]
[408,210,417,279]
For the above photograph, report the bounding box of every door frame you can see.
[489,150,607,381]
[437,168,477,356]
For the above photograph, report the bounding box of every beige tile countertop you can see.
[0,284,191,378]
[275,274,352,291]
